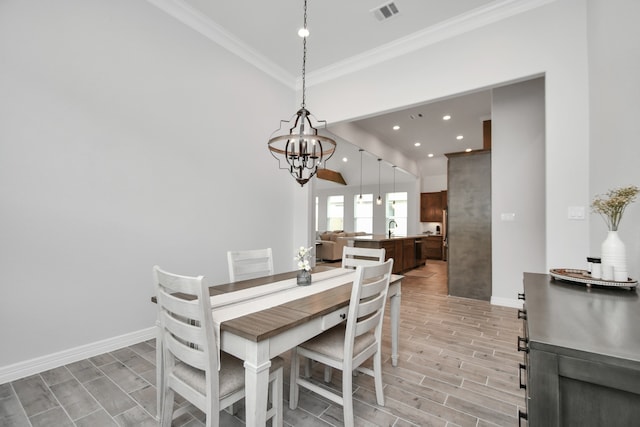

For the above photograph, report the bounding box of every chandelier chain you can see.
[301,0,308,109]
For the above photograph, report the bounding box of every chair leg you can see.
[289,348,300,410]
[303,357,312,378]
[159,387,175,427]
[272,366,284,427]
[342,366,354,427]
[324,365,332,383]
[373,351,385,406]
[155,328,163,421]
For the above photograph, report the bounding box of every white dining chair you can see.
[153,266,283,427]
[341,246,386,269]
[227,248,274,282]
[289,259,394,427]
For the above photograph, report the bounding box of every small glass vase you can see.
[601,230,626,280]
[297,269,312,286]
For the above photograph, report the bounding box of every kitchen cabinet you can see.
[424,236,443,260]
[518,273,640,426]
[380,240,403,274]
[402,239,415,271]
[353,235,424,274]
[420,191,446,222]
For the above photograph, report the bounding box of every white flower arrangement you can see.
[294,246,313,271]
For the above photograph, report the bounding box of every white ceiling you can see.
[181,0,496,76]
[161,0,536,185]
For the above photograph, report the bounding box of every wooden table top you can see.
[152,265,400,343]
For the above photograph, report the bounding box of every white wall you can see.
[419,158,448,193]
[492,78,546,304]
[587,0,640,280]
[308,0,591,304]
[0,0,296,370]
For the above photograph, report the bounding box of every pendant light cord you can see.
[359,149,364,198]
[376,159,382,204]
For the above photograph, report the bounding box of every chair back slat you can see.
[342,247,385,270]
[161,310,206,348]
[355,293,385,320]
[227,248,274,282]
[164,329,209,371]
[157,291,201,320]
[355,310,383,337]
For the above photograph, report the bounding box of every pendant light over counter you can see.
[358,149,364,202]
[392,165,397,205]
[267,0,336,187]
[376,158,383,205]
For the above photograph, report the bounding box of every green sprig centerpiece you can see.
[591,185,639,231]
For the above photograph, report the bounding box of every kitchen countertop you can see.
[352,234,434,242]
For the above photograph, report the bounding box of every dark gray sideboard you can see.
[519,273,640,426]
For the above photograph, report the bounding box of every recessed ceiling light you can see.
[443,115,451,120]
[456,135,464,140]
[342,157,348,162]
[465,148,472,152]
[428,153,434,158]
[392,125,400,130]
[298,28,309,37]
[414,142,421,147]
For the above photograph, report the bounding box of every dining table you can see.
[152,265,402,426]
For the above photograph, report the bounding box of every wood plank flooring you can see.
[0,261,524,426]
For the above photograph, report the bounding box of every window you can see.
[354,194,373,233]
[327,195,344,231]
[386,192,407,236]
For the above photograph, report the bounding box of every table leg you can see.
[243,344,271,426]
[390,283,401,367]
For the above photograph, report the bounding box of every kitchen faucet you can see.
[388,219,397,238]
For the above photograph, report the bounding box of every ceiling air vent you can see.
[371,2,400,22]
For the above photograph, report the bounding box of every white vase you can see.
[601,230,626,279]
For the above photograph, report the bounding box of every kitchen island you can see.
[352,235,427,273]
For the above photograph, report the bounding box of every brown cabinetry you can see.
[355,237,419,274]
[420,191,447,222]
[380,240,403,274]
[402,239,415,271]
[424,236,443,260]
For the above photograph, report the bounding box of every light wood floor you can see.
[0,261,524,426]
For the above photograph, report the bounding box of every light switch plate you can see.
[500,213,516,221]
[568,206,585,220]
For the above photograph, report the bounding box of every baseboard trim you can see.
[491,296,523,308]
[0,327,156,384]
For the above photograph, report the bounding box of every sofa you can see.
[316,231,368,261]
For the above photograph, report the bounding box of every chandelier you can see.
[267,0,336,187]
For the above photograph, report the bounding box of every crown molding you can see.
[146,0,295,89]
[306,0,557,86]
